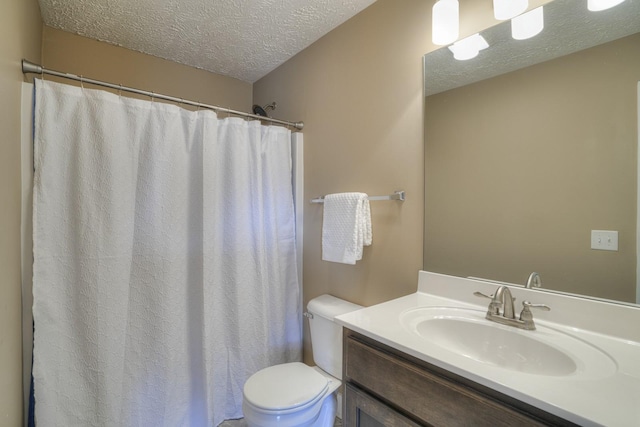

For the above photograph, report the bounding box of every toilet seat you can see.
[243,362,329,413]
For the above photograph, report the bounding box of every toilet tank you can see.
[307,294,363,379]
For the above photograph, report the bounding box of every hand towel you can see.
[322,192,372,264]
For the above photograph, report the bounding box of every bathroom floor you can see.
[220,417,342,427]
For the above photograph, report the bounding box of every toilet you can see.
[242,294,362,427]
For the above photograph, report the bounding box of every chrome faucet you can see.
[490,285,516,319]
[474,285,550,330]
[526,272,542,289]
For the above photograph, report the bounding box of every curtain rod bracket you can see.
[22,60,42,75]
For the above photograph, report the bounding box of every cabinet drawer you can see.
[344,335,548,427]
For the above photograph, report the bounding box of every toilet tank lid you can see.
[307,294,363,320]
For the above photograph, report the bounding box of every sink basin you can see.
[400,307,617,378]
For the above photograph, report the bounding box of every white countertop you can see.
[335,271,640,427]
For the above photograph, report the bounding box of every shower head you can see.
[252,102,277,118]
[252,105,268,117]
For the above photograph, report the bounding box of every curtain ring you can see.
[119,84,123,98]
[80,75,84,90]
[151,91,155,102]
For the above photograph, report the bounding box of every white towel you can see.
[322,192,372,264]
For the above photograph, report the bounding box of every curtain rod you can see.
[21,60,304,131]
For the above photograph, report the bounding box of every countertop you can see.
[335,271,640,426]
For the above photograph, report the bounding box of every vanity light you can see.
[448,33,489,60]
[511,6,544,40]
[432,0,459,45]
[493,0,528,20]
[587,0,625,11]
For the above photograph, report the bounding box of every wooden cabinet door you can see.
[345,383,423,427]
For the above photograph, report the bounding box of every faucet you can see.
[474,285,550,330]
[526,272,542,289]
[489,286,516,319]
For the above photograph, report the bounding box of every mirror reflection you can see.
[423,0,640,304]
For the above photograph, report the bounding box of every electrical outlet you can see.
[591,230,618,251]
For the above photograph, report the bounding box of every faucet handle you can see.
[474,291,504,316]
[473,291,493,300]
[522,301,551,312]
[475,290,516,304]
[519,301,551,330]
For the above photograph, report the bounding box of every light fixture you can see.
[587,0,625,11]
[448,33,489,60]
[432,0,459,46]
[511,6,544,40]
[493,0,528,20]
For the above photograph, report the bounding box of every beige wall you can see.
[425,33,640,303]
[253,0,518,363]
[254,0,424,365]
[0,0,42,424]
[42,26,252,112]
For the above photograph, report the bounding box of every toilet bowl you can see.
[242,295,362,427]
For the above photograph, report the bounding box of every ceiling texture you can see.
[38,0,377,83]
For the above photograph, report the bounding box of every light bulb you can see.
[448,34,489,60]
[588,0,625,11]
[432,0,459,46]
[493,0,528,20]
[512,6,544,40]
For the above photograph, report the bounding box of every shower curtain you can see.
[31,79,301,426]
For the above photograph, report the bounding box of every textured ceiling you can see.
[38,0,377,83]
[425,0,640,95]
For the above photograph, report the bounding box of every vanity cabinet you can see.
[343,329,577,427]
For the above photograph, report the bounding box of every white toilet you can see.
[242,294,362,427]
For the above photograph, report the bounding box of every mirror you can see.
[423,0,640,304]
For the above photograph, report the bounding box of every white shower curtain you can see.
[31,79,301,426]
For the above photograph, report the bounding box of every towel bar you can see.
[310,191,405,204]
